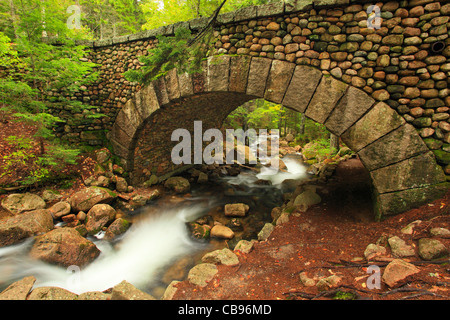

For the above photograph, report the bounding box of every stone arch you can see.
[109,54,447,219]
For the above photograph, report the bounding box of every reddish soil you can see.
[172,159,450,300]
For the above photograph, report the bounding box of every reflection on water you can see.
[0,156,308,296]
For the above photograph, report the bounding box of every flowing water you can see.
[0,157,309,297]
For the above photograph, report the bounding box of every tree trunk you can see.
[299,113,306,135]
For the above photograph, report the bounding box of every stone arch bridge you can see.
[59,0,450,219]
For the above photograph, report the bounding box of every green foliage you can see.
[333,291,357,300]
[141,0,275,30]
[1,135,80,187]
[124,27,212,84]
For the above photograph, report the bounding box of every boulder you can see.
[418,238,448,260]
[27,287,78,300]
[48,201,71,219]
[85,204,117,235]
[164,176,191,194]
[0,276,36,300]
[382,259,420,288]
[115,177,128,193]
[1,193,46,214]
[197,172,208,184]
[41,190,63,202]
[210,225,234,239]
[364,243,387,260]
[68,187,117,213]
[77,291,110,300]
[258,223,275,241]
[104,218,130,240]
[29,228,100,268]
[0,209,54,247]
[224,203,250,217]
[201,248,240,266]
[234,239,256,254]
[293,189,322,212]
[388,236,415,258]
[111,280,155,300]
[187,263,218,287]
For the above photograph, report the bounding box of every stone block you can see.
[282,65,322,113]
[229,55,252,93]
[325,86,374,136]
[264,60,295,103]
[137,83,160,120]
[234,6,257,21]
[358,124,429,171]
[370,152,446,194]
[341,102,405,152]
[178,72,194,97]
[305,75,348,124]
[375,182,449,218]
[207,55,231,92]
[164,68,181,101]
[246,57,273,97]
[256,2,285,17]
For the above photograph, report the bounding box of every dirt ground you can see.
[172,158,450,301]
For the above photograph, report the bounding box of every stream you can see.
[0,156,310,298]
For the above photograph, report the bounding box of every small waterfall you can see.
[0,205,206,295]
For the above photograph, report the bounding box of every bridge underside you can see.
[109,55,448,220]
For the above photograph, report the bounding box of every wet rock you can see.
[48,201,71,219]
[28,287,78,300]
[0,276,36,300]
[201,248,239,266]
[224,203,249,217]
[29,228,100,268]
[104,218,130,240]
[210,225,234,239]
[187,263,218,287]
[418,238,448,260]
[0,209,54,247]
[1,193,46,215]
[226,218,244,231]
[68,187,117,213]
[188,222,211,239]
[85,204,117,235]
[115,177,128,193]
[382,259,420,288]
[388,236,415,258]
[164,176,191,193]
[197,172,208,184]
[111,280,155,300]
